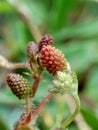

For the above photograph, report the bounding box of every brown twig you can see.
[23,92,54,125]
[0,55,29,70]
[9,63,30,69]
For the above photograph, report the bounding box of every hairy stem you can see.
[26,96,32,115]
[23,93,54,125]
[31,93,54,117]
[32,74,40,97]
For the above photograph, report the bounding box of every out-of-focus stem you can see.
[0,54,29,69]
[57,95,65,124]
[65,94,92,130]
[9,63,30,69]
[51,95,65,130]
[61,94,80,129]
[6,0,42,43]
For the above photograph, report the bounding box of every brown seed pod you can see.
[39,45,67,75]
[6,73,31,99]
[27,42,38,59]
[38,34,53,51]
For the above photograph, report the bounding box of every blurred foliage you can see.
[0,0,98,130]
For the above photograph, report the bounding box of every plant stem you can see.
[23,93,54,125]
[57,95,65,124]
[51,95,65,130]
[9,63,30,69]
[61,94,80,129]
[32,74,40,97]
[65,94,92,130]
[31,93,54,117]
[26,96,31,115]
[29,59,34,72]
[0,55,30,70]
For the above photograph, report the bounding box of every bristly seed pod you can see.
[38,34,53,51]
[6,73,31,99]
[39,45,67,75]
[27,42,38,59]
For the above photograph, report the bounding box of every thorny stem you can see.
[61,94,80,129]
[14,96,32,130]
[23,92,54,124]
[31,92,54,117]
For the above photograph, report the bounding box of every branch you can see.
[0,55,29,69]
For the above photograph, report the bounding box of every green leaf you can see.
[50,0,78,32]
[81,106,98,130]
[0,88,21,104]
[84,66,98,102]
[53,19,98,42]
[56,41,98,74]
[0,1,13,13]
[0,119,9,130]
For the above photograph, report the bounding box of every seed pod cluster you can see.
[27,34,67,75]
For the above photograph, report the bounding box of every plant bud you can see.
[38,34,53,51]
[27,42,38,59]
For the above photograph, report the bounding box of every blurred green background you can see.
[0,0,98,130]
